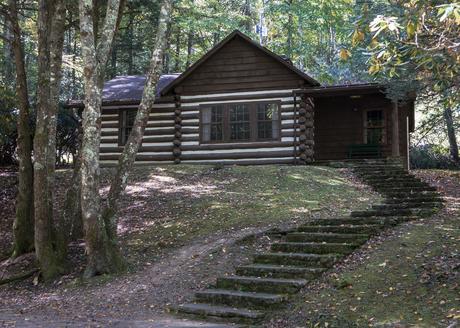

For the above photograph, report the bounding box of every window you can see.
[201,105,224,143]
[200,102,280,143]
[364,109,385,144]
[229,104,250,141]
[257,103,280,140]
[119,110,137,146]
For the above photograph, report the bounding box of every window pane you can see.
[211,124,223,141]
[257,103,279,140]
[231,122,250,140]
[230,104,249,122]
[211,106,223,123]
[367,110,383,127]
[202,108,212,124]
[258,121,272,139]
[127,110,137,127]
[202,124,211,142]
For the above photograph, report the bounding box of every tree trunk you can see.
[8,0,34,257]
[79,0,125,277]
[34,0,67,280]
[103,0,172,241]
[185,31,193,68]
[174,27,180,72]
[443,106,459,163]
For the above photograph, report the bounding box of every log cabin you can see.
[68,30,415,166]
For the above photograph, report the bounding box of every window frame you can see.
[118,109,137,146]
[199,101,282,144]
[363,108,386,145]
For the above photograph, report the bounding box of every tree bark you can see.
[34,0,67,280]
[8,0,35,257]
[103,0,172,240]
[443,106,459,163]
[79,0,124,277]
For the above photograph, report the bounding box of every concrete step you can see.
[177,303,265,322]
[351,209,414,217]
[384,197,443,204]
[217,275,307,294]
[286,232,369,244]
[195,289,286,309]
[377,186,437,193]
[254,252,340,267]
[271,242,356,255]
[372,202,442,211]
[236,264,325,280]
[297,224,382,234]
[385,191,440,198]
[307,217,393,226]
[372,182,429,188]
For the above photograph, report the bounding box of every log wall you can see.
[99,89,300,165]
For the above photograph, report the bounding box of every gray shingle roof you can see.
[102,74,180,102]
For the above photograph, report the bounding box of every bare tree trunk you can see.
[63,115,83,240]
[185,31,193,68]
[8,0,34,257]
[102,0,172,241]
[443,106,459,163]
[34,0,67,280]
[79,0,124,277]
[174,27,180,72]
[286,0,293,58]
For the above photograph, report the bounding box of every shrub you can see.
[410,144,459,169]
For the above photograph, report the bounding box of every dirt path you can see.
[0,222,298,327]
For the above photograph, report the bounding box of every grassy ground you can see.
[267,169,460,328]
[116,165,378,262]
[0,164,380,325]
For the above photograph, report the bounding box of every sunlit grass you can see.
[113,164,380,257]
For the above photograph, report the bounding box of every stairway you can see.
[174,159,443,324]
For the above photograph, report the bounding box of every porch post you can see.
[391,101,400,157]
[298,94,315,164]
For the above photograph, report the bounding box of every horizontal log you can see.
[100,145,174,153]
[182,158,295,165]
[100,154,175,161]
[182,141,294,151]
[181,150,298,161]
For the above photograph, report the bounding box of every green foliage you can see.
[410,144,459,169]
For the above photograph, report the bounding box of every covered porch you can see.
[293,84,415,164]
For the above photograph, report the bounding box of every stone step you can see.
[372,202,442,211]
[384,197,443,204]
[385,191,440,198]
[312,216,415,227]
[286,232,369,244]
[307,217,393,226]
[297,224,381,234]
[372,182,429,188]
[351,209,414,217]
[377,186,437,193]
[217,275,307,294]
[176,303,265,322]
[364,176,420,182]
[271,242,356,255]
[195,289,286,309]
[236,264,325,280]
[254,252,339,267]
